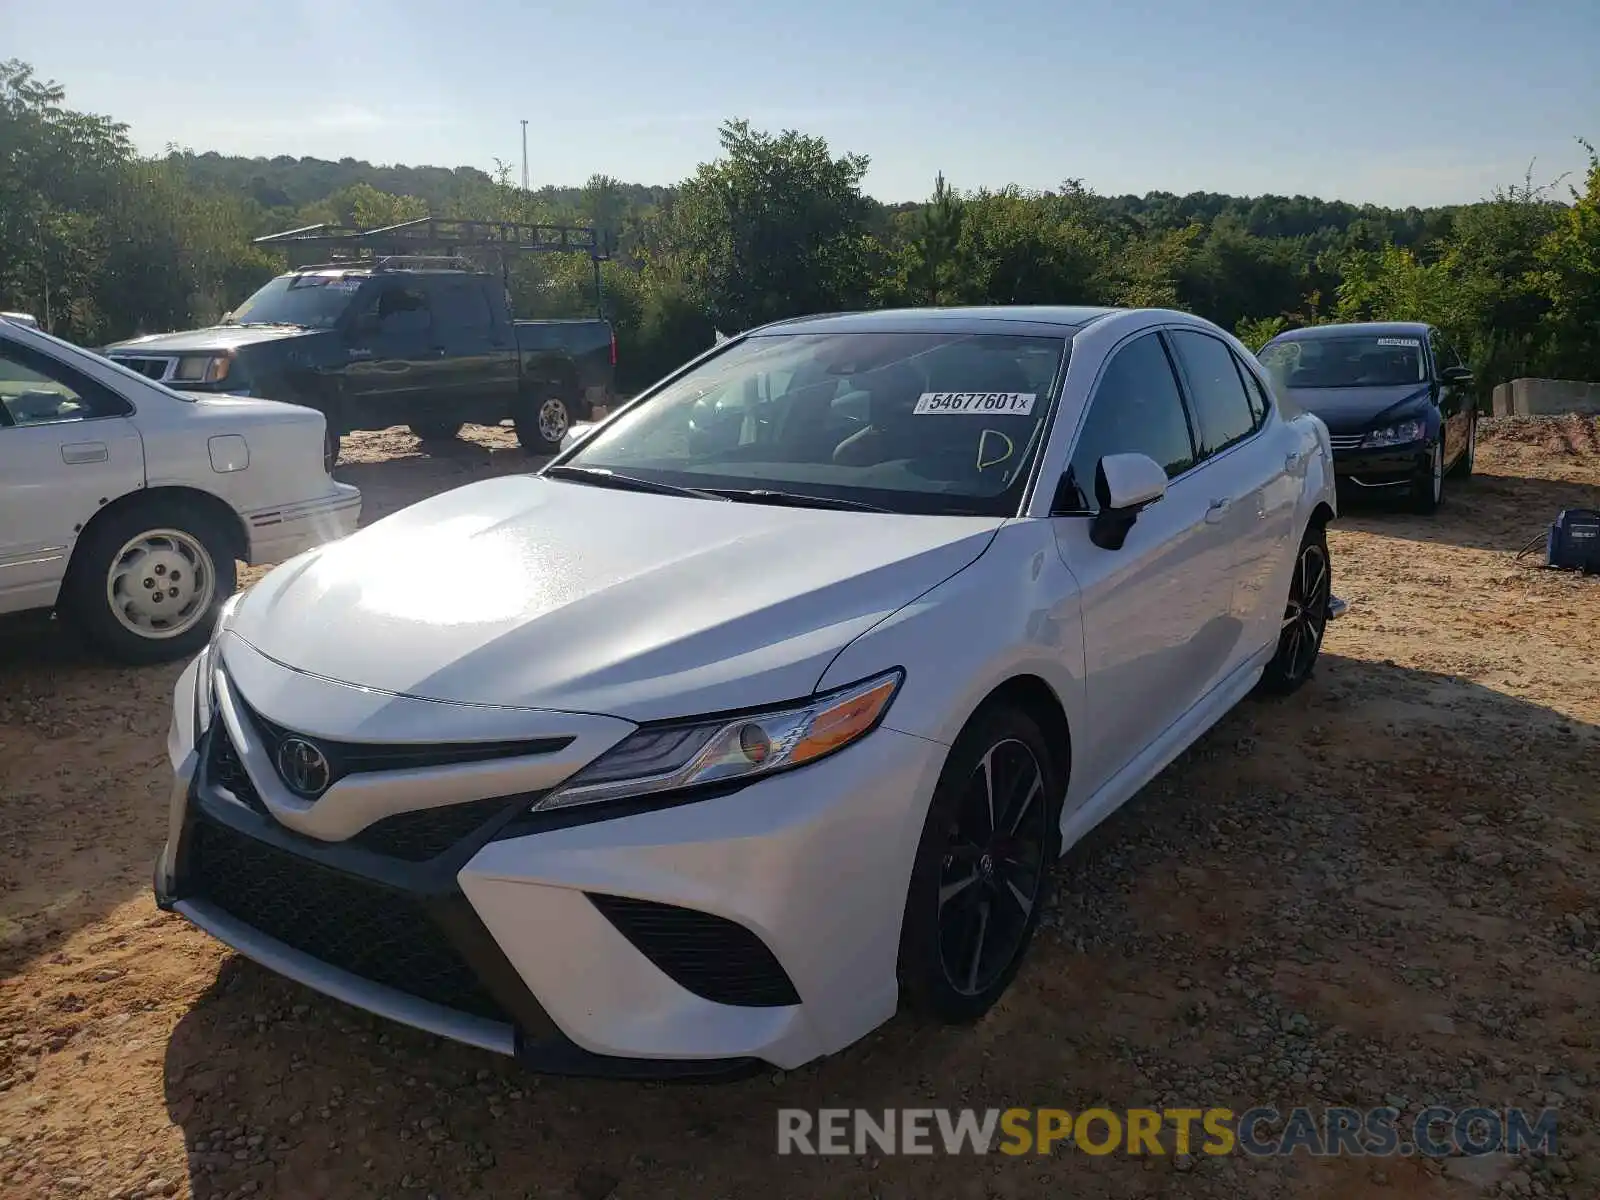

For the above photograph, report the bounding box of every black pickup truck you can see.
[104,263,615,464]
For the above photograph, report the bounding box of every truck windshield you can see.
[224,273,367,328]
[1259,334,1427,389]
[561,329,1068,517]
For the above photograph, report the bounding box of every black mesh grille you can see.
[587,894,800,1008]
[350,796,522,862]
[185,816,510,1023]
[206,725,266,814]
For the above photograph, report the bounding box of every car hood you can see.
[105,324,321,354]
[226,475,1004,721]
[1280,383,1431,433]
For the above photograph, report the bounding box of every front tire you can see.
[898,704,1063,1024]
[323,425,341,475]
[61,498,238,665]
[1412,438,1444,513]
[514,392,572,454]
[1259,522,1331,696]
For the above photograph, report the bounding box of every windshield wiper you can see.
[543,464,730,501]
[700,488,892,513]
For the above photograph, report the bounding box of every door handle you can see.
[1205,497,1231,524]
[430,346,447,358]
[61,441,108,465]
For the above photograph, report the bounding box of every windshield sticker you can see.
[914,392,1037,416]
[327,279,364,291]
[1376,337,1421,347]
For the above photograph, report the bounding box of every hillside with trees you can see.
[4,58,1597,395]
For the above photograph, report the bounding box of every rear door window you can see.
[1168,330,1258,458]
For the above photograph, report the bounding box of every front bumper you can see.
[242,482,361,565]
[1331,443,1429,488]
[156,654,946,1075]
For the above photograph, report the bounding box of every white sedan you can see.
[0,317,360,663]
[156,306,1338,1077]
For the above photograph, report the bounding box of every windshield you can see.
[562,330,1069,516]
[1259,334,1427,389]
[225,272,368,328]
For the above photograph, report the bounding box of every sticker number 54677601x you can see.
[913,392,1037,416]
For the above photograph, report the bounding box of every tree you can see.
[901,173,966,305]
[660,119,875,332]
[1535,141,1600,378]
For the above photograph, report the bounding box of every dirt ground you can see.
[2,417,1597,1200]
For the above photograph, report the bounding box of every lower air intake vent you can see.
[185,816,510,1023]
[586,893,800,1007]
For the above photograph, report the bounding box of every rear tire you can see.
[410,420,464,442]
[1258,521,1330,696]
[897,704,1063,1024]
[1448,414,1476,479]
[514,392,573,454]
[61,497,238,665]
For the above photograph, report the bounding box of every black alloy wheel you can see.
[1260,523,1331,695]
[938,737,1051,997]
[898,704,1063,1023]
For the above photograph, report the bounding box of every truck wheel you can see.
[61,497,238,665]
[410,421,464,442]
[515,394,572,454]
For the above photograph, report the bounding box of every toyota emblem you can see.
[276,737,332,798]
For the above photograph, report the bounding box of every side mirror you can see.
[1440,365,1474,386]
[560,423,596,453]
[1089,452,1167,551]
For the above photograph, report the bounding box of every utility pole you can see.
[520,119,529,192]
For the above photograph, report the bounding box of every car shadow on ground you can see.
[157,652,1598,1199]
[1334,470,1600,556]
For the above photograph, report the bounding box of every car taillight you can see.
[610,330,617,366]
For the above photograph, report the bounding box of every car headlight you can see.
[1361,418,1426,448]
[175,353,232,384]
[535,669,904,812]
[193,591,244,735]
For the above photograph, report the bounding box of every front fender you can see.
[815,520,1084,752]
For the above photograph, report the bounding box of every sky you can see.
[6,0,1598,208]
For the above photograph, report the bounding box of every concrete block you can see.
[1506,378,1600,417]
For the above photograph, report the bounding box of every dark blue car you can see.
[1258,321,1475,513]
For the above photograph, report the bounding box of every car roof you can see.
[1269,320,1432,342]
[749,306,1123,339]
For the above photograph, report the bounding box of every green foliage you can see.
[1235,315,1289,352]
[3,60,1598,394]
[1535,141,1600,378]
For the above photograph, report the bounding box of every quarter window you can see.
[1168,330,1257,457]
[1233,349,1272,428]
[1061,333,1196,513]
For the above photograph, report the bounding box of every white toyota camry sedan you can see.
[156,306,1339,1078]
